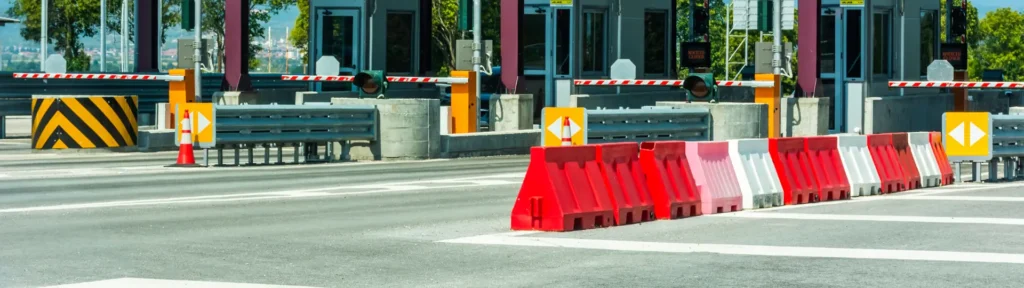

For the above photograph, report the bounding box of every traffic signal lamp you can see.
[758,0,774,32]
[951,7,967,40]
[693,5,710,37]
[682,73,718,103]
[353,71,388,99]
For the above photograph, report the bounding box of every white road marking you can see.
[45,277,318,288]
[711,212,1024,226]
[0,159,456,180]
[0,173,526,213]
[892,195,1024,202]
[439,233,1024,265]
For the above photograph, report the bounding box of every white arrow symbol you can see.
[948,122,965,146]
[546,117,582,138]
[195,111,211,134]
[969,122,986,146]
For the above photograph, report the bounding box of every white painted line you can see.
[0,173,526,213]
[893,196,1024,202]
[711,212,1024,226]
[45,277,318,288]
[439,234,1024,265]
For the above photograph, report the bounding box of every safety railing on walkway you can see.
[211,105,378,166]
[586,107,712,144]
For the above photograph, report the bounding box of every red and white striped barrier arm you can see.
[13,72,184,82]
[281,75,469,84]
[573,79,775,88]
[889,81,1024,89]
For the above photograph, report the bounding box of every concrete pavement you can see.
[3,148,1024,287]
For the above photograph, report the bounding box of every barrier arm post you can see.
[168,69,196,129]
[754,73,781,138]
[450,70,478,134]
[953,71,968,111]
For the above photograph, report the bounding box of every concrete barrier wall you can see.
[214,90,298,105]
[441,130,540,158]
[297,88,440,105]
[331,98,441,160]
[781,97,830,137]
[571,91,687,109]
[863,95,950,134]
[656,102,768,140]
[489,94,534,132]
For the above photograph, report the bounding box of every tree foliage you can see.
[430,0,500,76]
[288,0,309,65]
[6,0,180,72]
[973,8,1024,81]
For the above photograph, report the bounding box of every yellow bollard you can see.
[449,70,478,134]
[168,69,196,129]
[754,74,781,138]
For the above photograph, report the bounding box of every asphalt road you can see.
[2,143,1024,287]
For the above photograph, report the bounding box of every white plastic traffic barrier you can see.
[909,132,943,187]
[727,139,783,209]
[836,135,882,197]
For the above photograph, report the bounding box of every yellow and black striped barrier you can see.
[31,96,138,149]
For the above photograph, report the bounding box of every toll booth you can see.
[807,0,942,133]
[306,0,434,96]
[501,0,679,117]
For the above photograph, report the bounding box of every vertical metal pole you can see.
[472,0,482,131]
[264,144,270,164]
[41,0,48,71]
[1005,158,1015,180]
[204,148,209,167]
[248,146,254,165]
[772,0,782,75]
[277,145,283,164]
[121,0,128,72]
[218,148,224,166]
[368,2,375,70]
[294,143,300,163]
[101,0,107,72]
[616,0,621,95]
[234,146,240,165]
[972,161,981,182]
[195,0,203,102]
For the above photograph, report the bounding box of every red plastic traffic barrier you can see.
[595,143,656,225]
[685,141,743,214]
[804,136,851,201]
[639,141,702,219]
[510,146,615,232]
[930,132,955,185]
[769,138,819,204]
[890,133,922,190]
[866,134,906,193]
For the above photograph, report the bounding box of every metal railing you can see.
[586,106,712,143]
[212,105,378,166]
[0,72,308,116]
[978,114,1024,181]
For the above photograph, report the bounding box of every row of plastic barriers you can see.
[510,132,955,232]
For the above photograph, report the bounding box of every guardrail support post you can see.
[972,162,981,182]
[0,115,5,139]
[277,145,283,164]
[248,146,254,165]
[234,146,240,165]
[263,144,270,164]
[754,74,781,138]
[168,69,196,128]
[1005,157,1015,180]
[988,159,998,182]
[450,70,478,134]
[218,147,224,166]
[954,162,962,183]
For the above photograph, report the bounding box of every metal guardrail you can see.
[0,72,308,116]
[211,104,377,166]
[585,106,712,143]
[992,115,1024,158]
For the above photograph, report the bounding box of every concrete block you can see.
[214,91,297,105]
[441,129,541,158]
[863,94,951,134]
[295,91,357,104]
[1010,106,1024,115]
[331,98,441,160]
[781,97,830,137]
[489,94,535,132]
[656,102,768,140]
[136,129,177,152]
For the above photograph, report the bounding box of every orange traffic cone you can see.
[560,117,573,146]
[170,109,201,167]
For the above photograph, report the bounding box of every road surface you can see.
[2,142,1024,287]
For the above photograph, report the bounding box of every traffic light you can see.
[181,0,195,30]
[682,73,718,103]
[693,4,710,37]
[353,71,388,99]
[458,0,472,31]
[951,7,967,40]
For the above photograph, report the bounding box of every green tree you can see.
[288,0,309,65]
[973,8,1024,81]
[202,0,294,71]
[431,0,459,75]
